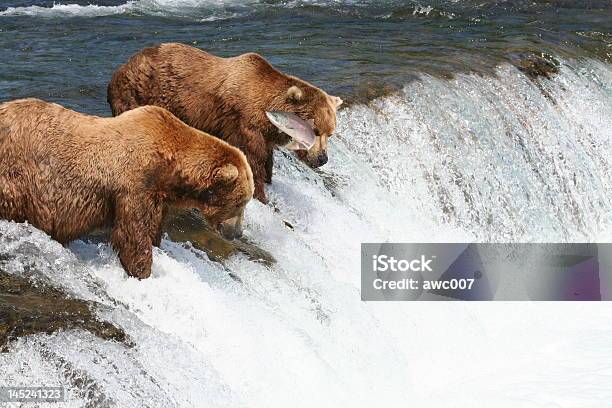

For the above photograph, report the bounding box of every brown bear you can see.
[0,98,253,279]
[107,43,343,203]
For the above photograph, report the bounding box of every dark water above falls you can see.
[1,1,612,407]
[0,0,611,110]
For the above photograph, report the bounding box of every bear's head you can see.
[175,150,254,240]
[270,83,343,168]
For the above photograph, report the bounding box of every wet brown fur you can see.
[0,98,253,279]
[107,43,340,202]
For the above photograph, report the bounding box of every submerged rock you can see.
[513,53,560,80]
[0,270,129,351]
[164,208,276,266]
[84,208,276,268]
[342,80,401,106]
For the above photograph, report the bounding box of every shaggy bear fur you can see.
[107,43,342,203]
[0,99,253,279]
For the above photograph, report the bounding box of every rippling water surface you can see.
[1,0,611,109]
[1,1,612,407]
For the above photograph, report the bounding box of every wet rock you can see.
[164,208,276,266]
[0,270,129,351]
[84,208,276,268]
[513,53,560,80]
[343,80,401,106]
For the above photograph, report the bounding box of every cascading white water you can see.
[336,58,612,241]
[1,58,612,407]
[0,0,260,19]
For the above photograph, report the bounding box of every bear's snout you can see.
[218,216,243,240]
[316,151,328,167]
[220,224,242,240]
[297,148,329,169]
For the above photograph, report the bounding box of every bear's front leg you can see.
[251,160,268,204]
[242,127,269,204]
[111,195,164,279]
[264,140,275,184]
[151,204,168,247]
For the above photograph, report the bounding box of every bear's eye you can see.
[198,189,212,202]
[314,128,321,137]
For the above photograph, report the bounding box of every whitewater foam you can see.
[0,0,457,21]
[1,58,612,406]
[0,3,134,17]
[0,0,259,20]
[337,59,612,241]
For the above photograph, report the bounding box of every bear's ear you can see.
[213,164,239,185]
[286,86,304,103]
[331,96,343,111]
